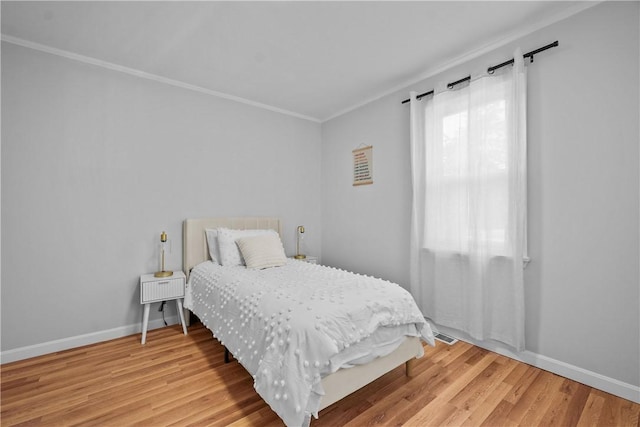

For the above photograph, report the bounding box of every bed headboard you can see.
[182,217,282,279]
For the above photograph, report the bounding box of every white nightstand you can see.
[290,256,318,264]
[140,271,187,344]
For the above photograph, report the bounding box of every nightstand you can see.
[140,271,187,344]
[291,256,318,264]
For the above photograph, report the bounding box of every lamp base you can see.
[154,270,174,278]
[294,254,306,260]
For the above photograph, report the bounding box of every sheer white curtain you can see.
[409,49,527,351]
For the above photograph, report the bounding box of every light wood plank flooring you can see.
[2,323,638,426]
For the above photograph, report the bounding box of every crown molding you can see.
[1,34,321,123]
[322,1,602,122]
[0,1,602,125]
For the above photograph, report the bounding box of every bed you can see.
[182,217,434,426]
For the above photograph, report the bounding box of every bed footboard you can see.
[319,336,423,411]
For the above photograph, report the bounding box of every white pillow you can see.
[205,228,221,264]
[216,228,277,266]
[236,233,287,269]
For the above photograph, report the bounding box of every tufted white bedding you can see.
[184,259,434,427]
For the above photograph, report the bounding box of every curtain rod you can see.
[401,40,559,104]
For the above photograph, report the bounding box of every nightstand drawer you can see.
[140,276,184,303]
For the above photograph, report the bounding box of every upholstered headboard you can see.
[182,217,282,280]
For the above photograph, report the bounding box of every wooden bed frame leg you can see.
[406,358,418,377]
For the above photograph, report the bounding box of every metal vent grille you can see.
[434,333,458,345]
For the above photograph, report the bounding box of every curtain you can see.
[409,49,527,351]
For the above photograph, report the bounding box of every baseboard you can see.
[3,319,638,404]
[0,315,179,364]
[435,324,640,404]
[523,350,640,404]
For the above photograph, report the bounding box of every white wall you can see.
[321,1,639,390]
[1,42,322,352]
[2,0,638,402]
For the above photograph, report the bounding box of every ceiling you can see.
[1,1,593,122]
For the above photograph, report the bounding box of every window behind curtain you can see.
[409,49,527,350]
[424,77,514,256]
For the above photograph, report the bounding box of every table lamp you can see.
[154,231,173,277]
[294,225,306,259]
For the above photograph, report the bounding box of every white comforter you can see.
[184,260,434,426]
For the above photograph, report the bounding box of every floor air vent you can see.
[434,333,458,345]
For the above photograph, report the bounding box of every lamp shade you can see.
[154,231,173,277]
[294,225,306,259]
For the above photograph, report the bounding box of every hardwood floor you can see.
[2,323,638,426]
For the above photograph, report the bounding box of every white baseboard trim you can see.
[435,324,640,404]
[3,319,638,404]
[0,316,179,364]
